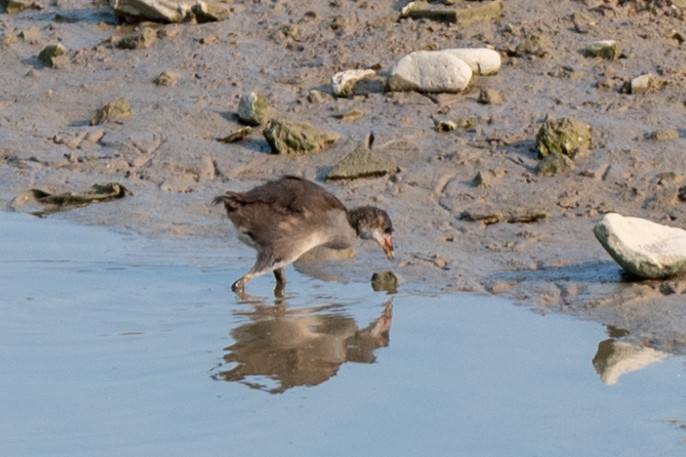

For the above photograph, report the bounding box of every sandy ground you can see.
[1,0,686,353]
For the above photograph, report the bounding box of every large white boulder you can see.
[593,213,686,279]
[387,50,472,93]
[444,48,501,75]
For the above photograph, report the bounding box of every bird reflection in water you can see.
[211,299,392,394]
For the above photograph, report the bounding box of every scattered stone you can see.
[18,26,40,42]
[512,34,551,57]
[435,117,475,132]
[629,73,665,95]
[536,152,575,177]
[387,50,473,93]
[237,92,272,126]
[332,68,376,98]
[400,0,503,24]
[444,48,501,75]
[326,133,399,180]
[477,88,503,104]
[91,98,133,125]
[679,186,686,202]
[217,126,252,143]
[1,0,39,14]
[571,12,595,34]
[199,35,217,45]
[160,174,196,193]
[307,90,333,103]
[472,169,497,188]
[536,117,592,159]
[593,213,686,279]
[460,208,547,225]
[647,129,679,141]
[332,109,365,122]
[191,1,228,23]
[263,118,339,155]
[584,40,621,60]
[110,0,228,23]
[38,43,68,68]
[371,271,398,293]
[154,71,178,86]
[667,29,685,45]
[116,28,157,49]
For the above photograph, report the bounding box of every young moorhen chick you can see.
[214,175,394,294]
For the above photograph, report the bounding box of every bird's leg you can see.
[273,268,286,285]
[231,274,253,294]
[273,268,286,298]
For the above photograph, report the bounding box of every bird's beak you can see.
[382,235,395,260]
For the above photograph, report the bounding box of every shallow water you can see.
[0,211,684,457]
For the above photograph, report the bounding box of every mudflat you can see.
[1,0,685,352]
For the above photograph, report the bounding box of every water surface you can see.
[0,212,684,456]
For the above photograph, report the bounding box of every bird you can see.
[213,175,394,295]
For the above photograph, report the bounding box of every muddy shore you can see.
[1,0,686,353]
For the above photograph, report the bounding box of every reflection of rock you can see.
[592,339,668,385]
[212,301,392,393]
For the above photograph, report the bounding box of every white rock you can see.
[593,213,686,278]
[331,69,376,97]
[387,50,473,93]
[444,48,501,76]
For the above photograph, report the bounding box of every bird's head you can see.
[349,206,395,259]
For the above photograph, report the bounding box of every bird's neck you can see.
[347,207,368,236]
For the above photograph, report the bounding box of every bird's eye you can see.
[384,226,393,235]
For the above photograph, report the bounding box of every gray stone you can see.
[593,213,686,279]
[387,50,472,93]
[326,133,398,180]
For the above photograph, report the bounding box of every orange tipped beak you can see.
[383,236,395,260]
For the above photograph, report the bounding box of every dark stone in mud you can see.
[371,271,398,293]
[38,43,68,68]
[263,118,339,155]
[536,117,591,159]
